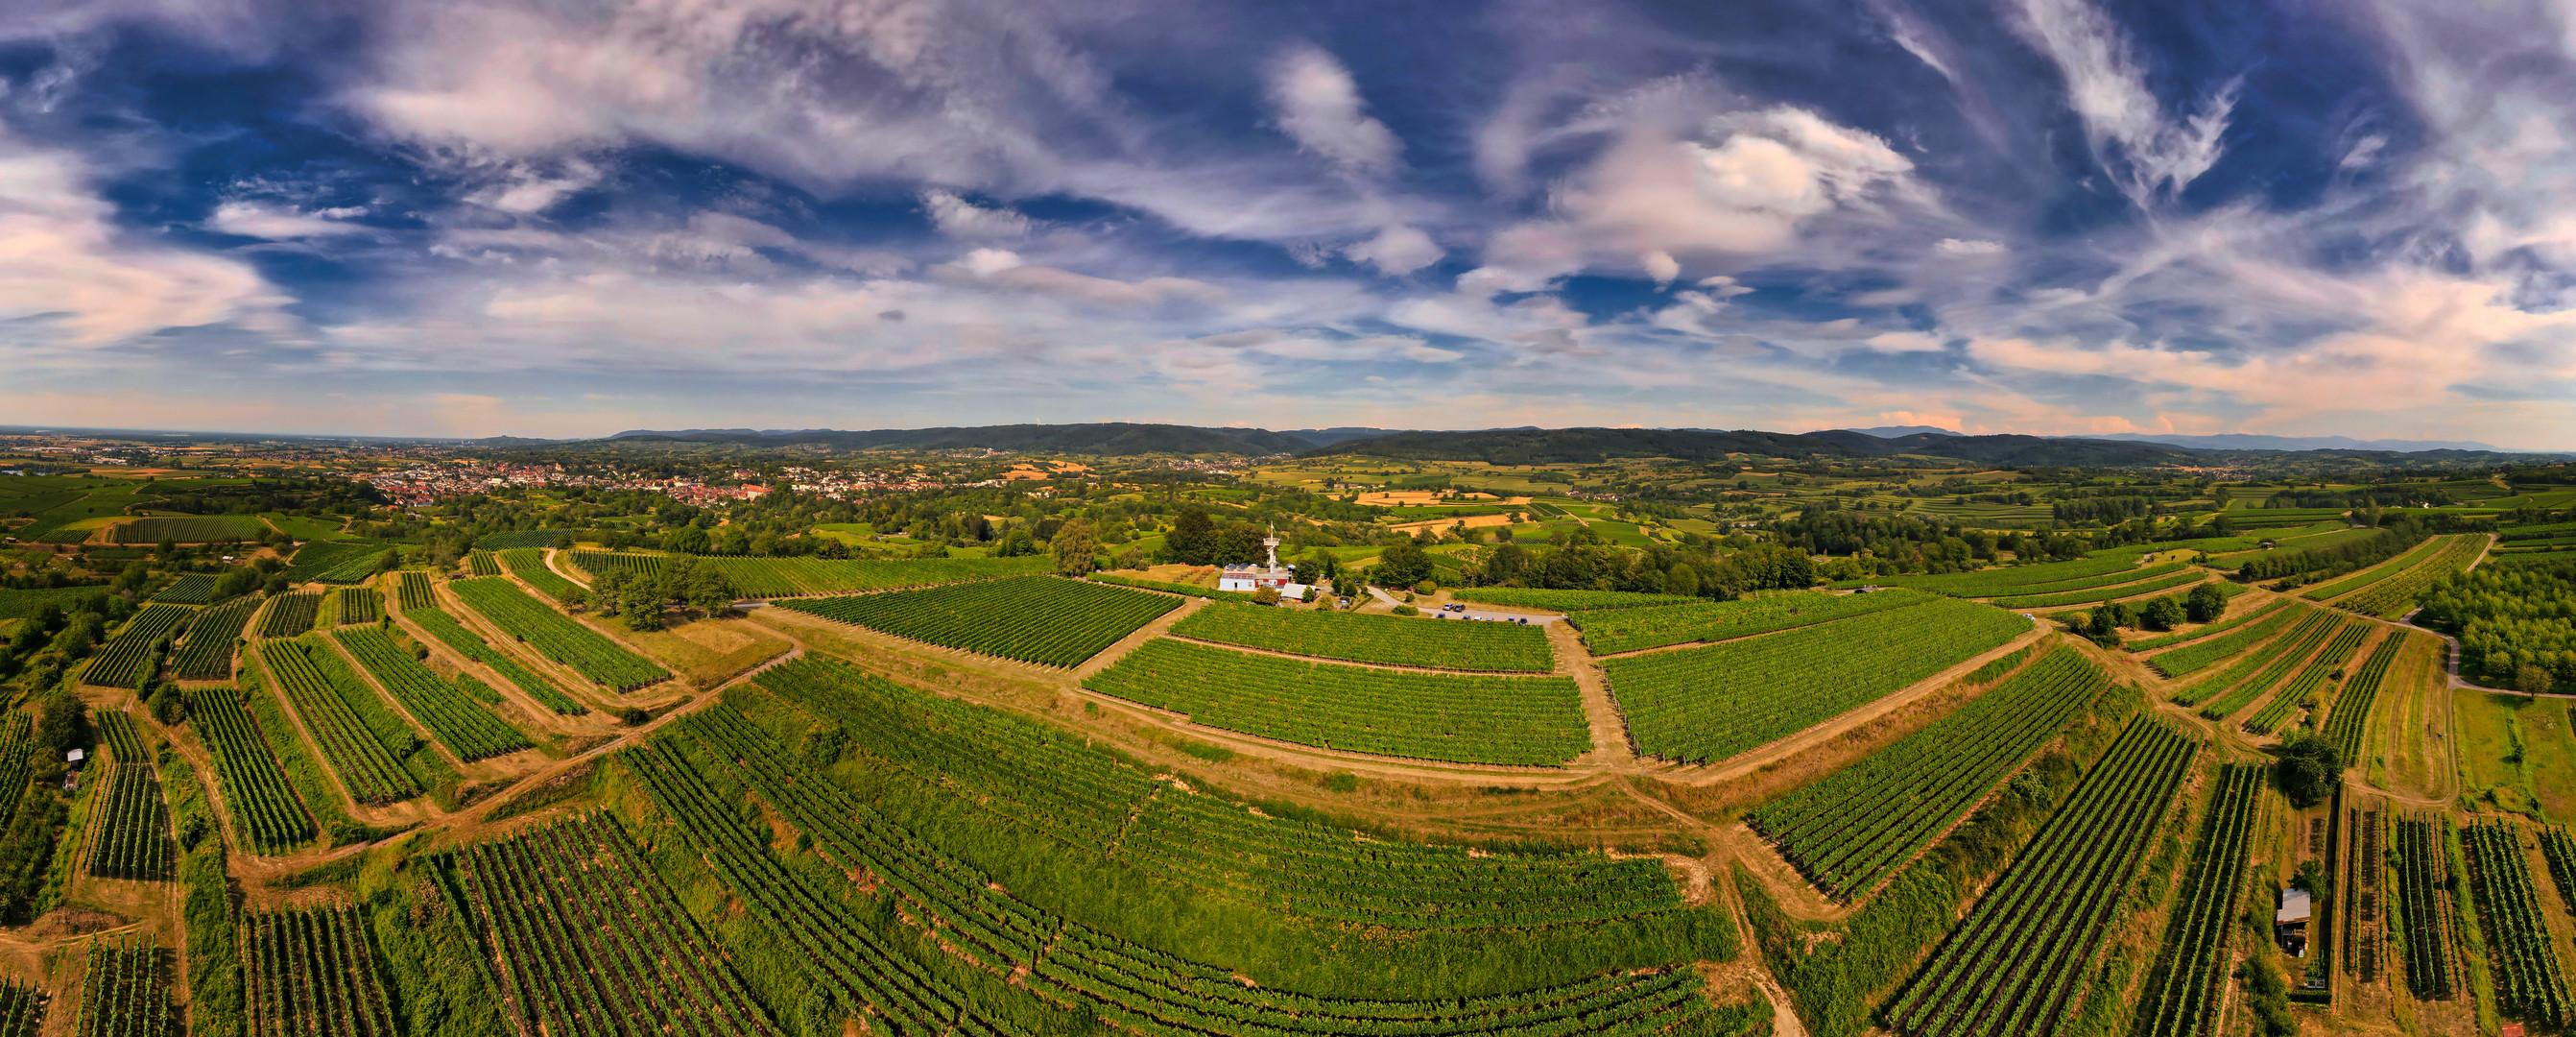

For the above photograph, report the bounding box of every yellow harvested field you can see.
[1389,513,1515,535]
[1356,491,1527,506]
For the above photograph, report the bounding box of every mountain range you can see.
[1840,426,2511,453]
[549,422,2563,465]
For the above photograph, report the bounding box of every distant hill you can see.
[1845,425,1964,438]
[1275,427,1413,448]
[2086,432,2516,453]
[602,422,1312,456]
[1305,427,2200,467]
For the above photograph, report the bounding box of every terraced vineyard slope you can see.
[1750,644,2107,902]
[449,577,669,691]
[183,686,316,853]
[333,626,533,761]
[1603,596,2029,764]
[1885,718,2199,1037]
[1172,600,1553,671]
[403,607,589,714]
[83,605,191,688]
[240,904,397,1037]
[445,814,782,1036]
[1085,638,1590,765]
[254,641,419,806]
[774,574,1180,667]
[170,596,257,681]
[1570,589,1931,655]
[2132,763,2261,1037]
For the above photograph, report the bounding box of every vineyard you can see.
[2546,827,2576,916]
[774,575,1181,667]
[2348,809,2384,982]
[627,701,1721,1037]
[83,605,191,688]
[2145,603,2305,677]
[753,657,1684,930]
[255,641,420,806]
[0,717,31,835]
[2394,815,2457,999]
[335,587,382,625]
[333,627,534,761]
[257,592,322,639]
[1085,573,1259,601]
[2321,632,2413,760]
[403,607,589,714]
[2462,821,2572,1026]
[465,550,501,577]
[1602,597,2029,764]
[448,578,670,691]
[2179,610,2340,714]
[1845,555,2168,596]
[445,814,782,1036]
[280,541,385,584]
[86,761,173,881]
[71,937,166,1037]
[499,548,584,600]
[2125,598,2288,652]
[1988,570,2207,610]
[473,530,567,550]
[2131,763,2260,1037]
[2302,536,2453,601]
[1569,590,1932,655]
[170,596,257,681]
[571,550,1053,598]
[2242,622,2373,735]
[394,571,434,612]
[319,548,394,585]
[183,686,315,853]
[1446,588,1696,610]
[108,514,268,543]
[240,904,397,1037]
[1885,718,2199,1037]
[2338,535,2486,618]
[1084,639,1590,765]
[152,574,220,605]
[87,712,174,881]
[1171,600,1554,671]
[0,978,38,1036]
[1750,645,2108,902]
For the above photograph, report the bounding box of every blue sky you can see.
[2,0,2572,446]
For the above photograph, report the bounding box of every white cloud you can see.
[0,134,284,346]
[922,189,1032,240]
[1345,224,1443,276]
[206,201,369,239]
[1266,45,1401,177]
[1498,105,1920,280]
[1935,237,2005,254]
[1639,250,1680,284]
[958,248,1025,277]
[2015,0,2238,206]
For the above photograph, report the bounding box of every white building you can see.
[1218,529,1308,599]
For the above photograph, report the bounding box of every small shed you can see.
[64,748,84,767]
[2276,887,2312,957]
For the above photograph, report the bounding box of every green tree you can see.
[2139,596,2187,632]
[1371,541,1435,588]
[685,568,736,615]
[663,524,711,554]
[1051,519,1099,575]
[2184,582,2228,623]
[1166,506,1216,566]
[2278,736,2341,808]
